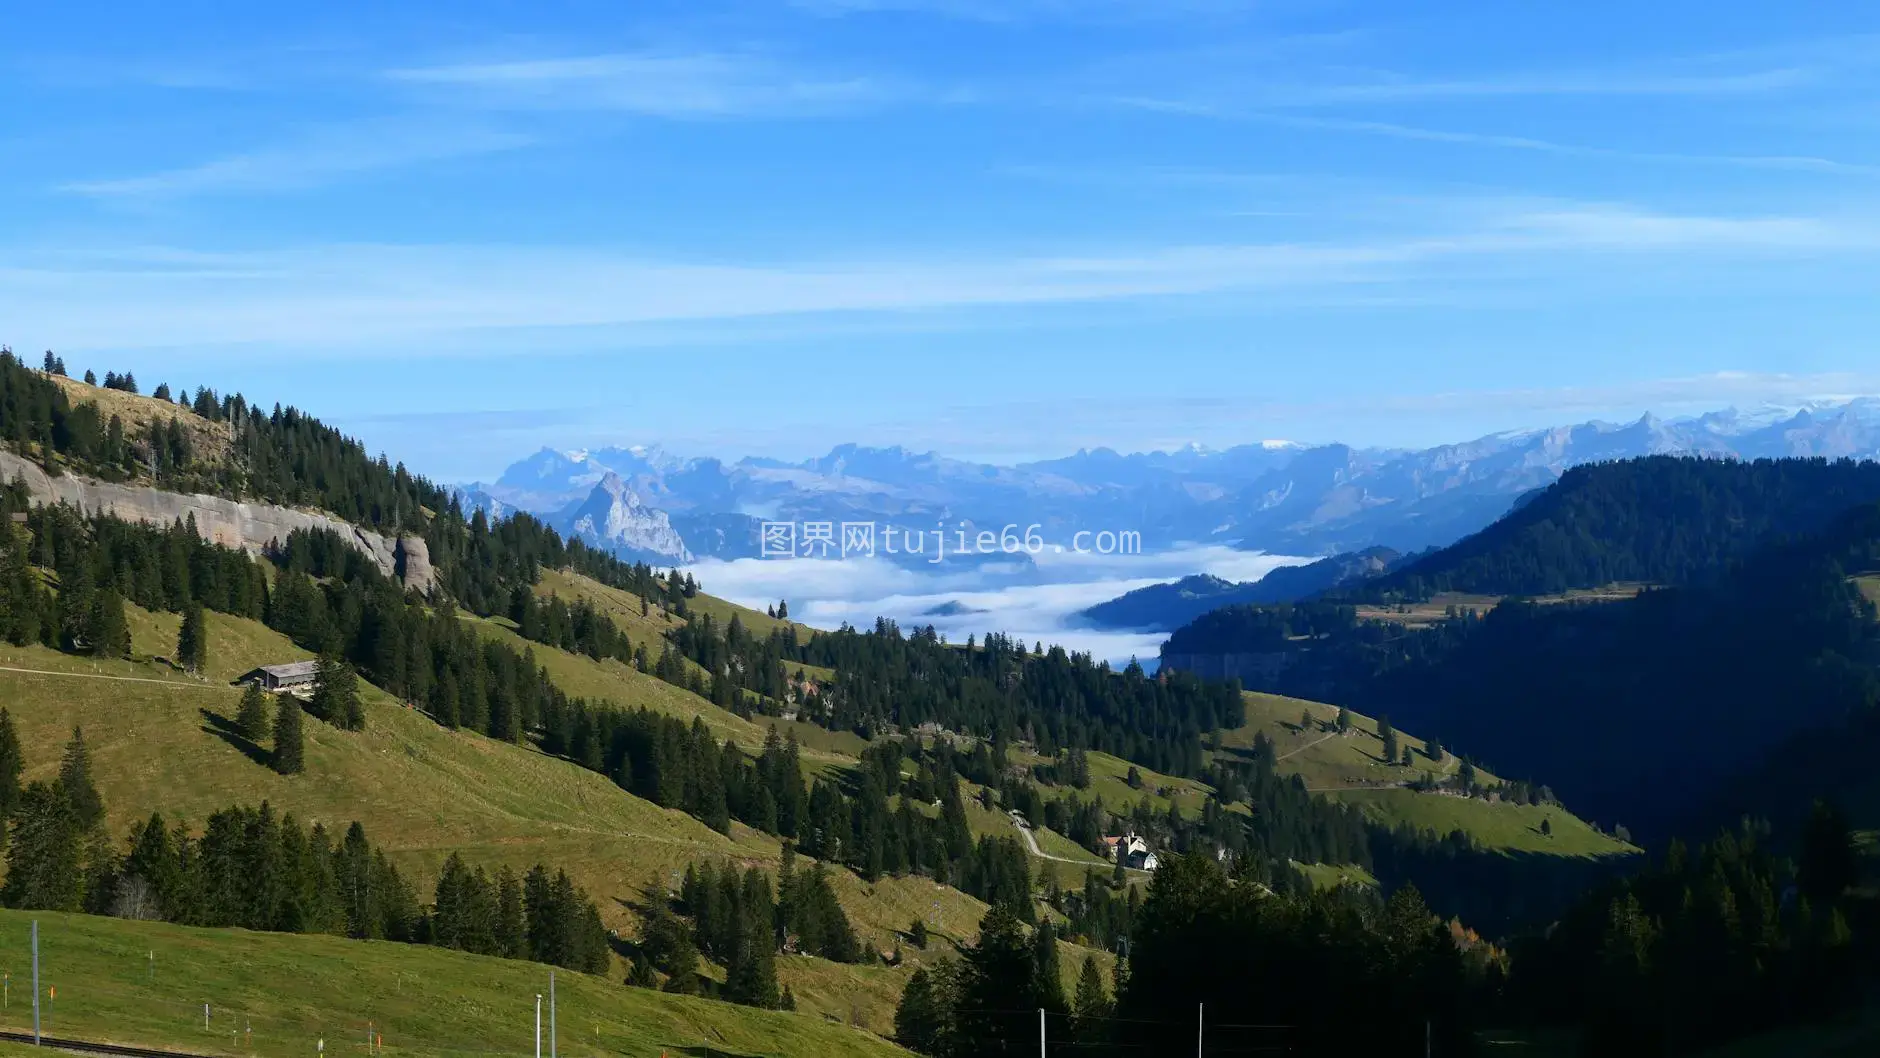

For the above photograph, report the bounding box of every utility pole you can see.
[1197,1002,1203,1058]
[31,920,40,1046]
[1038,1007,1045,1058]
[550,972,557,1058]
[534,994,542,1058]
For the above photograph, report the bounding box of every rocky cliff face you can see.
[562,472,693,563]
[0,450,436,594]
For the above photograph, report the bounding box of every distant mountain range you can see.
[454,399,1880,566]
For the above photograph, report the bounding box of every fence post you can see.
[31,920,40,1046]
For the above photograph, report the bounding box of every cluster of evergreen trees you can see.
[0,484,267,651]
[898,853,1479,1058]
[429,853,611,974]
[757,621,1243,779]
[1508,804,1873,1055]
[893,905,1108,1057]
[0,717,611,975]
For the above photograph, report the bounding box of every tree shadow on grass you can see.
[199,707,271,769]
[667,1047,765,1058]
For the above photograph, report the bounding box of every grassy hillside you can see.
[1224,692,1634,860]
[0,908,909,1058]
[538,568,835,684]
[459,615,859,778]
[50,374,232,465]
[0,609,1019,1031]
[1352,586,1645,628]
[1858,574,1880,608]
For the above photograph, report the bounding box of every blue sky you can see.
[6,1,1880,479]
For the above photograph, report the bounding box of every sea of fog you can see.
[682,545,1308,667]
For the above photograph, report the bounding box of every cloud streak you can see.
[2,203,1871,350]
[386,52,888,118]
[62,119,532,199]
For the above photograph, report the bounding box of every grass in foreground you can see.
[0,908,909,1058]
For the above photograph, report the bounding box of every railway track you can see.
[0,1029,221,1058]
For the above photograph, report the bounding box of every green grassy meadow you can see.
[0,909,910,1058]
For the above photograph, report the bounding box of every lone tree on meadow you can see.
[235,682,272,743]
[1336,706,1352,734]
[175,603,208,674]
[1379,716,1398,764]
[273,695,306,775]
[58,726,105,831]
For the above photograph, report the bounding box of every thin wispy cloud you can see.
[2,203,1869,351]
[386,52,888,118]
[61,119,532,199]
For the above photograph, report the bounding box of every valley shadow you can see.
[667,1047,764,1058]
[200,708,271,769]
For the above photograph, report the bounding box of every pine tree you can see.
[86,588,130,658]
[236,683,271,742]
[1300,707,1313,731]
[1336,706,1352,733]
[311,654,363,731]
[0,708,22,827]
[273,695,306,775]
[1072,954,1111,1042]
[58,726,105,831]
[176,603,208,674]
[1031,920,1067,1014]
[894,965,955,1056]
[496,867,526,959]
[1379,716,1398,764]
[2,782,85,911]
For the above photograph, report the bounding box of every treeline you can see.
[0,719,611,976]
[1362,455,1880,598]
[0,488,268,650]
[790,623,1243,778]
[630,851,860,1009]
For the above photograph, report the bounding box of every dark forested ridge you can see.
[1234,498,1880,838]
[1361,456,1880,597]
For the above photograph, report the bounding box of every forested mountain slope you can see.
[1253,499,1880,838]
[1362,455,1880,597]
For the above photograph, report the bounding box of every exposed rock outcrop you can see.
[562,472,693,563]
[0,450,437,594]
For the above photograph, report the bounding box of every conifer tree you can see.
[1032,920,1067,1014]
[176,603,208,674]
[58,726,105,831]
[2,782,84,911]
[1072,954,1111,1042]
[236,683,271,742]
[311,654,363,731]
[0,708,22,827]
[1379,716,1398,764]
[1336,706,1352,733]
[86,588,130,658]
[273,695,306,775]
[894,964,956,1056]
[496,867,526,959]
